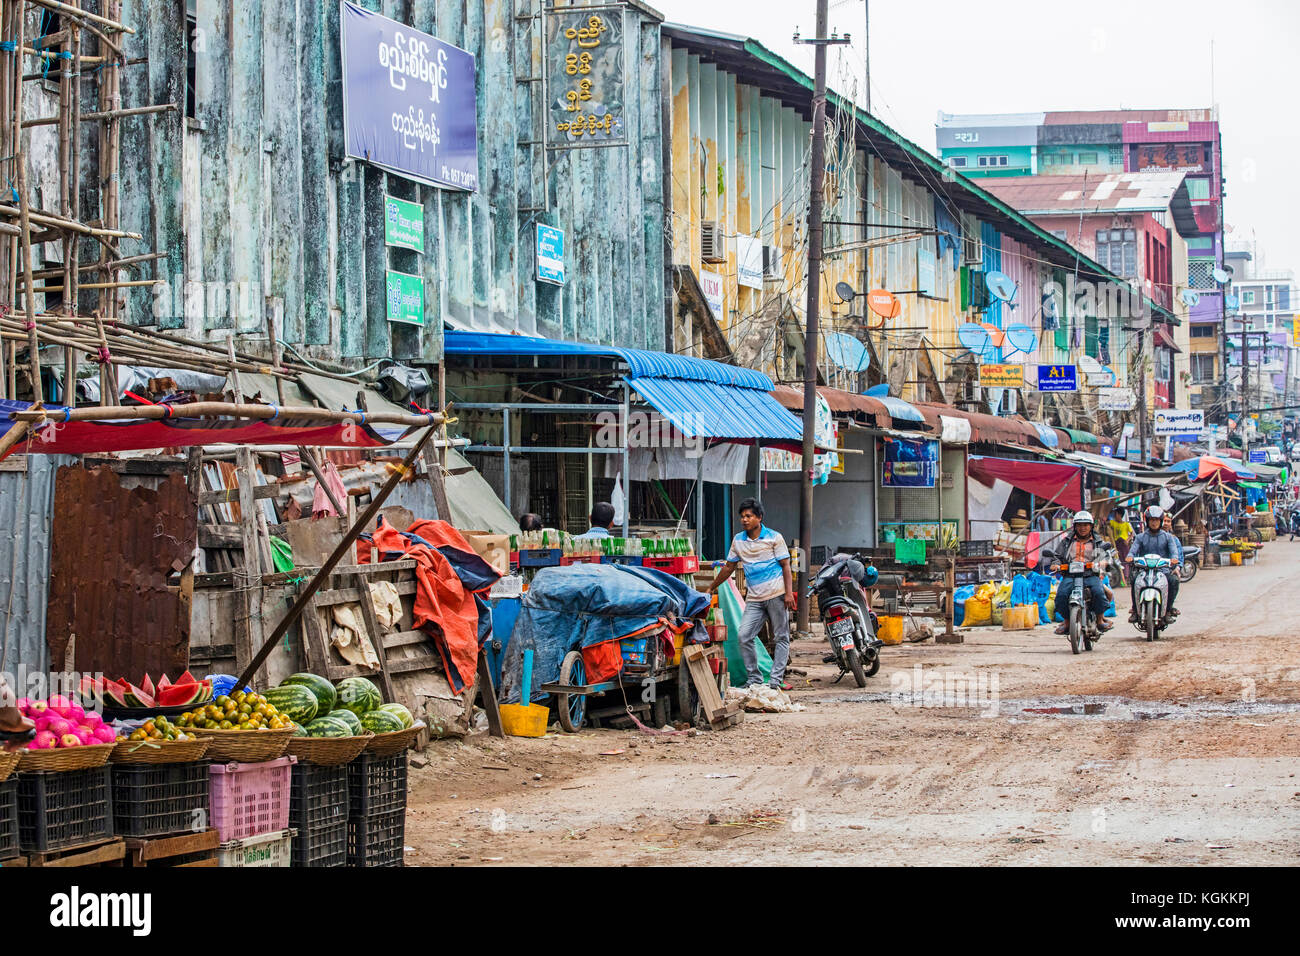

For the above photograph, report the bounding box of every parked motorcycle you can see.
[1131,553,1174,642]
[1048,546,1114,655]
[1178,546,1200,583]
[809,553,883,687]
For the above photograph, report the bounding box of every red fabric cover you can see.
[5,416,391,459]
[356,519,487,692]
[581,642,623,684]
[967,456,1083,510]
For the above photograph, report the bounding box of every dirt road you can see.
[405,540,1300,866]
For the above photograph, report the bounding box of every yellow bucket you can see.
[1230,551,1243,566]
[499,703,550,738]
[877,615,905,645]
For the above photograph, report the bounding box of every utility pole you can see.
[862,0,870,114]
[794,1,847,633]
[1241,312,1251,463]
[1136,328,1148,464]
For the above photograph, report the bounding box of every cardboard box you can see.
[462,532,511,575]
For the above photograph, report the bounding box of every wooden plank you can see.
[683,644,727,725]
[234,447,267,685]
[198,483,285,506]
[24,837,125,868]
[127,828,220,863]
[476,648,504,738]
[384,655,441,676]
[352,571,395,701]
[382,629,430,649]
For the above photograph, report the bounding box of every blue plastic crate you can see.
[518,548,562,567]
[600,555,644,566]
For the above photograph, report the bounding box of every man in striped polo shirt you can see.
[707,497,795,690]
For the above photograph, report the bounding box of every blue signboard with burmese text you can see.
[340,2,478,191]
[1036,364,1077,392]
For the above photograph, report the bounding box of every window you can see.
[186,3,198,119]
[977,155,1009,168]
[1108,144,1123,165]
[1050,229,1068,240]
[1095,228,1137,277]
[1184,177,1211,200]
[1042,154,1059,166]
[948,156,967,168]
[1190,324,1216,339]
[1188,258,1216,290]
[1156,348,1172,382]
[1241,290,1256,305]
[1077,152,1099,165]
[1191,353,1216,382]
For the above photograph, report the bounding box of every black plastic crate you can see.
[17,766,113,853]
[960,540,995,557]
[290,762,349,831]
[346,808,404,867]
[347,752,407,818]
[292,819,348,868]
[112,761,210,838]
[0,778,18,861]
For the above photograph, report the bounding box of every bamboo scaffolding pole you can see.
[6,402,445,427]
[29,249,163,278]
[0,203,140,238]
[23,278,159,292]
[21,100,175,128]
[27,0,132,35]
[14,5,40,404]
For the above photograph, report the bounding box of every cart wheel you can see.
[556,650,587,733]
[652,693,671,729]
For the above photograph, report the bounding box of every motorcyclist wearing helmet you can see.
[1053,510,1114,634]
[1126,505,1181,622]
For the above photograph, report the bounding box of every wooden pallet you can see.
[683,645,742,730]
[6,836,125,868]
[122,828,220,867]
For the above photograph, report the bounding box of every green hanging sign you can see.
[384,195,424,253]
[385,270,424,326]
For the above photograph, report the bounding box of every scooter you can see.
[1049,547,1112,655]
[1131,553,1173,642]
[1177,546,1200,583]
[808,553,883,687]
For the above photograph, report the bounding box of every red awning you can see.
[967,455,1083,510]
[1153,325,1181,352]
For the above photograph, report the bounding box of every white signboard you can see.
[736,234,763,289]
[699,268,724,320]
[1152,408,1204,436]
[1097,386,1136,411]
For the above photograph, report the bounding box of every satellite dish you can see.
[985,270,1018,303]
[957,322,996,359]
[866,289,901,319]
[822,331,871,372]
[1213,268,1230,285]
[1225,294,1240,311]
[1180,289,1200,307]
[835,281,857,303]
[1003,325,1039,356]
[978,321,1007,347]
[863,383,890,398]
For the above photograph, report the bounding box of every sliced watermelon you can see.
[157,682,205,707]
[140,673,156,699]
[158,673,172,690]
[103,680,129,708]
[178,669,198,686]
[123,682,155,709]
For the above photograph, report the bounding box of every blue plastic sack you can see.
[952,584,977,627]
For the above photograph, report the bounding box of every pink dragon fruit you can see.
[45,717,72,738]
[66,704,86,724]
[92,725,117,744]
[32,715,52,733]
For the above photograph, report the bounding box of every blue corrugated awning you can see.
[443,330,802,443]
[875,396,926,424]
[1030,422,1059,448]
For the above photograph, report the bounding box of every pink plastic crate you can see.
[209,756,296,842]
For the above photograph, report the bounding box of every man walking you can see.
[707,498,796,691]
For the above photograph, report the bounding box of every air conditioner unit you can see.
[701,221,726,264]
[762,244,782,278]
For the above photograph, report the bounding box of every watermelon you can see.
[123,682,155,708]
[280,673,336,714]
[326,709,363,735]
[140,674,156,699]
[290,722,309,737]
[303,715,353,738]
[157,673,172,690]
[377,703,414,729]
[103,679,129,708]
[178,670,197,686]
[157,682,205,707]
[265,685,318,724]
[359,710,405,734]
[335,677,381,715]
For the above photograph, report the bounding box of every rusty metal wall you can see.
[45,465,197,680]
[0,456,66,678]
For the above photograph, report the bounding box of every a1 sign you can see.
[1036,364,1077,392]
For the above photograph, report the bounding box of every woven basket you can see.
[0,750,20,783]
[363,721,425,758]
[286,732,373,766]
[110,736,212,765]
[16,742,115,774]
[190,727,293,763]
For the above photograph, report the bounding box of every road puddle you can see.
[814,692,1300,721]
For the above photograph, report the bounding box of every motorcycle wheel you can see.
[845,648,867,688]
[1178,560,1197,583]
[863,649,881,678]
[1246,527,1262,545]
[1145,608,1158,643]
[1068,607,1083,655]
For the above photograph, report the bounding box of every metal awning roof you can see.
[443,330,801,444]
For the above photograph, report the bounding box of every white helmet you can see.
[1144,505,1164,522]
[1073,510,1094,525]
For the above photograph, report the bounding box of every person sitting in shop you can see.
[584,502,616,537]
[518,513,544,532]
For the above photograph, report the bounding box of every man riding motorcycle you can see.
[1126,505,1181,622]
[1053,510,1114,634]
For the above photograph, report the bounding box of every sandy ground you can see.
[403,539,1300,866]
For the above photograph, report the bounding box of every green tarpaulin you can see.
[716,578,770,686]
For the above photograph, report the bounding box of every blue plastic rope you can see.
[0,41,16,53]
[267,403,280,420]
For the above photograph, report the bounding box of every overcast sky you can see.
[653,0,1300,280]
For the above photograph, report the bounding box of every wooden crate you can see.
[123,828,221,868]
[5,837,124,868]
